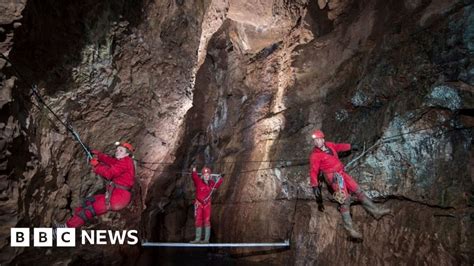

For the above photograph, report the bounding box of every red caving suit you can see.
[192,171,223,227]
[309,142,362,208]
[66,152,135,228]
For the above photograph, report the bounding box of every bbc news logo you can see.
[11,228,139,247]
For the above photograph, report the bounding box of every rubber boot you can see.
[189,227,202,243]
[52,222,67,240]
[341,212,363,239]
[361,196,391,219]
[201,226,211,244]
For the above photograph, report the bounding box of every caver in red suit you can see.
[309,130,390,239]
[309,141,360,199]
[65,142,135,228]
[190,167,223,244]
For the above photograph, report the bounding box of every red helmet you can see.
[311,130,325,139]
[115,141,135,153]
[202,167,211,175]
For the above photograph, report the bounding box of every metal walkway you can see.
[141,239,290,248]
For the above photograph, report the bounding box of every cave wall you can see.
[0,0,472,265]
[155,0,473,265]
[1,0,211,264]
[0,0,29,263]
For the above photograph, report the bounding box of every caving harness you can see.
[77,196,97,223]
[105,181,133,210]
[77,181,133,224]
[332,172,347,204]
[320,145,347,204]
[202,174,223,204]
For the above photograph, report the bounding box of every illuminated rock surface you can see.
[0,0,472,265]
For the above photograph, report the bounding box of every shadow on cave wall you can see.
[1,0,147,263]
[9,0,145,92]
[139,17,293,263]
[139,21,231,264]
[2,0,147,217]
[278,0,473,264]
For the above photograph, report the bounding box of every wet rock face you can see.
[1,0,205,264]
[0,0,28,264]
[159,0,473,265]
[1,0,473,265]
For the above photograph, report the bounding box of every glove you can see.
[90,158,99,167]
[91,150,100,155]
[312,186,325,212]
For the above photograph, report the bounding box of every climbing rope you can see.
[345,124,473,171]
[136,163,307,179]
[133,124,472,177]
[0,53,92,160]
[2,54,471,175]
[136,158,307,165]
